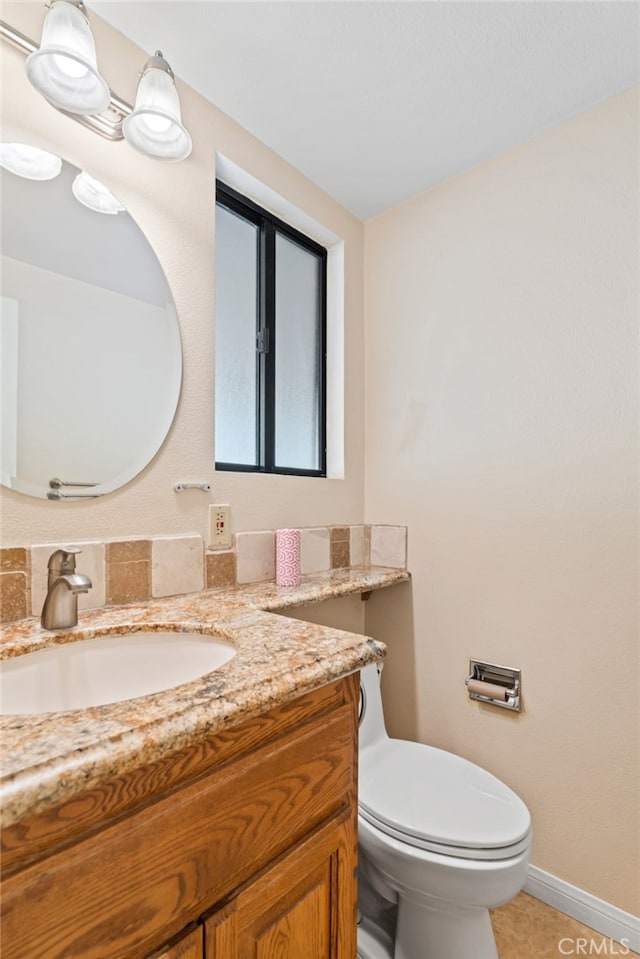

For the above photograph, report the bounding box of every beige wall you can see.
[0,2,365,546]
[364,86,640,914]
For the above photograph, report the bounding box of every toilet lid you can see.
[359,739,531,858]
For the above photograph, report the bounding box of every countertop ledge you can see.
[0,565,409,829]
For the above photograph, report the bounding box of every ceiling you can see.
[92,1,640,221]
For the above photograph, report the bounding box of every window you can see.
[215,182,327,476]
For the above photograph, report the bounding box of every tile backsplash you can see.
[0,524,407,624]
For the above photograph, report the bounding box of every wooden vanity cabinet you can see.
[1,674,359,959]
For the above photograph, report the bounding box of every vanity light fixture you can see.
[0,142,62,180]
[72,170,125,214]
[0,7,192,160]
[25,0,110,116]
[122,52,192,161]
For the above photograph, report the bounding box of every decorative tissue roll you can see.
[275,528,301,587]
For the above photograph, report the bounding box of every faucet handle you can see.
[47,547,81,577]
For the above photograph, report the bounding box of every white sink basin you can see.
[0,630,237,715]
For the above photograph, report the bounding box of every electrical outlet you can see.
[208,504,232,549]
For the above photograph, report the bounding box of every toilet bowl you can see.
[357,663,532,959]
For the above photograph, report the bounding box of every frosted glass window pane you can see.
[215,205,258,465]
[274,234,321,471]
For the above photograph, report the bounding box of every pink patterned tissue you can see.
[275,528,301,587]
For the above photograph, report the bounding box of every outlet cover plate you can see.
[208,504,232,549]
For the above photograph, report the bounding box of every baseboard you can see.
[524,866,640,954]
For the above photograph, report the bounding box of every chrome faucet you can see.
[41,547,92,631]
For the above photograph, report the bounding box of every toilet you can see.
[357,663,532,959]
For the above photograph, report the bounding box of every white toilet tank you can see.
[359,662,389,750]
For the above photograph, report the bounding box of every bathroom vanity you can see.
[0,567,409,958]
[3,676,358,958]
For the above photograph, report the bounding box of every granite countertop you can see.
[0,565,409,829]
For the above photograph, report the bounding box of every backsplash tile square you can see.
[0,571,29,623]
[1,548,28,571]
[152,536,204,598]
[206,550,237,588]
[0,548,30,624]
[236,531,275,585]
[106,540,151,605]
[370,525,407,569]
[31,542,106,616]
[330,527,350,568]
[349,526,367,566]
[301,528,330,574]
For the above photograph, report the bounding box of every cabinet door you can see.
[204,813,357,959]
[151,925,203,959]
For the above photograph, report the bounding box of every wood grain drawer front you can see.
[1,703,356,959]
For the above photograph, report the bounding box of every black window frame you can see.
[215,181,327,477]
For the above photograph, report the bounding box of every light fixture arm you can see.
[1,19,39,58]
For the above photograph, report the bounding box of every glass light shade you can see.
[0,143,62,180]
[25,0,110,116]
[123,61,192,161]
[72,171,125,215]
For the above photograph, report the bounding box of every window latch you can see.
[256,328,270,354]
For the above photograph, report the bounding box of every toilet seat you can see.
[359,739,532,862]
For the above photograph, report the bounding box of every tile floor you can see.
[491,893,639,959]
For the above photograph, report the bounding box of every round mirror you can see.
[0,145,182,500]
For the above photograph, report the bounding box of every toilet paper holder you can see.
[465,660,521,712]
